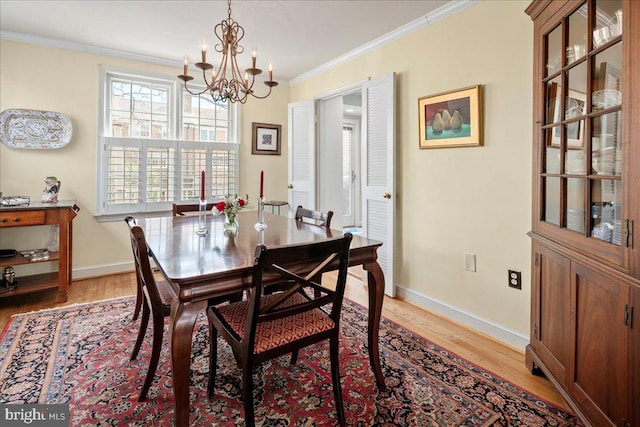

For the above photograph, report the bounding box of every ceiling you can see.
[0,0,467,84]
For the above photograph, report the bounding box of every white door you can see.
[362,73,396,297]
[317,96,344,229]
[287,100,316,215]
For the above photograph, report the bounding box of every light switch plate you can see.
[464,253,476,272]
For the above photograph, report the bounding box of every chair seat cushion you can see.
[215,292,334,354]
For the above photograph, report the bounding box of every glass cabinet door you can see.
[540,0,624,248]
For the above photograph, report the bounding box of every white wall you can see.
[290,0,533,345]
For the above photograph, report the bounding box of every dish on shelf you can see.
[0,196,30,206]
[0,249,17,258]
[592,222,613,242]
[0,109,72,149]
[592,89,622,110]
[592,149,615,175]
[19,249,50,261]
[593,26,611,48]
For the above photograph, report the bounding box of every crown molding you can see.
[2,0,479,88]
[289,0,480,86]
[0,30,180,68]
[0,29,290,87]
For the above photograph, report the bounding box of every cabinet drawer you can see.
[0,210,45,227]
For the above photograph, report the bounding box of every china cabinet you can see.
[525,1,639,426]
[0,201,78,302]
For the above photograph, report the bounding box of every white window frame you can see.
[96,65,239,218]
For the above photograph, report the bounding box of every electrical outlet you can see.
[508,269,521,289]
[464,253,476,272]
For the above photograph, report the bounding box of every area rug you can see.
[0,297,580,426]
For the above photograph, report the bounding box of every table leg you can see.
[363,261,386,390]
[169,299,207,427]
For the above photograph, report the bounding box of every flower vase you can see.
[224,212,238,232]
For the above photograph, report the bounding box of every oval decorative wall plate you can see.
[0,109,73,149]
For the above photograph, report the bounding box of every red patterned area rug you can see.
[0,297,579,426]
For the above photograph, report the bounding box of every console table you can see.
[0,200,79,302]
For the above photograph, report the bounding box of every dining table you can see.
[140,210,386,427]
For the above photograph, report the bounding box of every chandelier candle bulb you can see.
[201,40,207,62]
[268,62,273,81]
[183,56,188,76]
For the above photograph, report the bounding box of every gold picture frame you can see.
[418,85,483,149]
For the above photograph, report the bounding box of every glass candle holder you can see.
[254,197,268,230]
[196,199,208,235]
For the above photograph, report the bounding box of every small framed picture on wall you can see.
[252,122,281,155]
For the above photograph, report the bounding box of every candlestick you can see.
[196,199,208,235]
[259,170,264,198]
[254,196,268,230]
[200,170,205,201]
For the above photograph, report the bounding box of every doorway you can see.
[342,91,362,230]
[288,73,396,296]
[317,88,362,231]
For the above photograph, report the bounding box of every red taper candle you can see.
[259,170,264,198]
[200,170,205,201]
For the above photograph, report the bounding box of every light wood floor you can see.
[0,271,569,410]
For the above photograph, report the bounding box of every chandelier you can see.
[178,0,278,104]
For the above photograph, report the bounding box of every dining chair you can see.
[124,215,172,402]
[131,202,206,320]
[172,202,215,216]
[294,205,334,228]
[206,233,353,427]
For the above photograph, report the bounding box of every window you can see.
[97,67,239,216]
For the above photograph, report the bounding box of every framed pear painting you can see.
[418,85,483,149]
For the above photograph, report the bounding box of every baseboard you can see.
[71,264,529,350]
[72,262,133,280]
[395,285,529,351]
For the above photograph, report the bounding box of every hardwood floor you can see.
[0,271,569,410]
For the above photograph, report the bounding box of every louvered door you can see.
[287,100,316,215]
[362,73,396,297]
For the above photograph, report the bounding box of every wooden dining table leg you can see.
[169,299,207,427]
[363,261,386,390]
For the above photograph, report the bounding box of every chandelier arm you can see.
[201,68,213,88]
[247,86,274,100]
[229,48,254,93]
[182,82,210,96]
[216,54,231,95]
